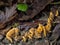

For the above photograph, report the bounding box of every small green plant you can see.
[17,3,28,12]
[12,23,19,28]
[50,1,60,4]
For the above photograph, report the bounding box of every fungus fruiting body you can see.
[6,10,58,42]
[6,28,20,43]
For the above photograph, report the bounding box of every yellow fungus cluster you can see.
[21,10,58,41]
[6,10,58,42]
[6,28,20,43]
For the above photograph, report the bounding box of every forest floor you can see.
[0,0,60,45]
